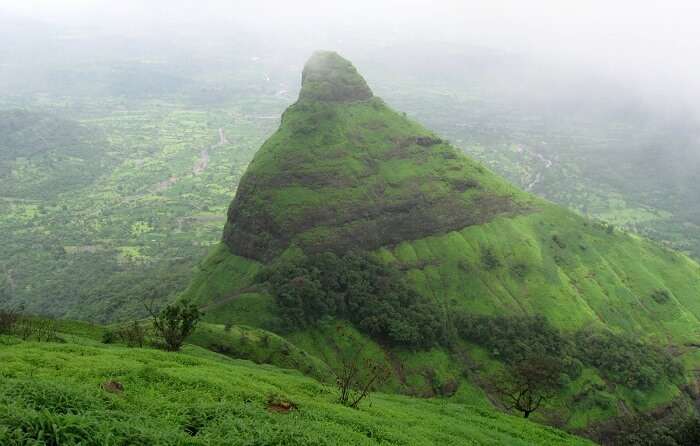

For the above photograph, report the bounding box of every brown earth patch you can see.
[266,397,297,413]
[102,380,124,394]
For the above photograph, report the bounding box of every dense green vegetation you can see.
[574,330,682,390]
[0,326,593,445]
[0,101,282,322]
[458,314,682,391]
[261,251,447,347]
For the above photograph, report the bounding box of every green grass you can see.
[188,322,333,382]
[0,334,593,445]
[381,205,700,345]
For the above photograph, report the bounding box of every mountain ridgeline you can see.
[187,51,700,435]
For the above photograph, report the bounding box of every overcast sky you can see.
[3,0,700,101]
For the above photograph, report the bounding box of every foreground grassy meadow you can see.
[0,327,592,446]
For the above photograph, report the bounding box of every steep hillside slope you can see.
[186,51,700,431]
[0,330,592,445]
[223,51,529,261]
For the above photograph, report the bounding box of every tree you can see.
[332,325,391,408]
[491,355,562,418]
[264,251,448,347]
[0,306,20,335]
[116,320,146,347]
[147,299,202,351]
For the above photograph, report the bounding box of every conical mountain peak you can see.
[222,51,524,261]
[299,51,373,102]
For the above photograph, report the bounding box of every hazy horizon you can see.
[4,1,700,103]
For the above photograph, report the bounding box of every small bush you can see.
[332,326,390,408]
[116,321,146,348]
[651,289,671,304]
[147,300,202,352]
[481,248,501,270]
[551,234,566,249]
[0,308,20,335]
[101,330,116,344]
[510,263,528,278]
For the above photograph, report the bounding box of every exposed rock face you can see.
[222,52,524,261]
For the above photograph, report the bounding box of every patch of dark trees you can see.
[457,314,682,391]
[592,407,700,446]
[258,252,448,348]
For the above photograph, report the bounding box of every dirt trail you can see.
[218,127,229,145]
[193,128,228,176]
[192,150,209,175]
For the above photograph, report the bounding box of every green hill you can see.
[0,109,105,199]
[223,51,526,261]
[0,325,592,445]
[185,51,700,434]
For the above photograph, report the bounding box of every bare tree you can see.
[491,356,562,418]
[332,325,391,408]
[117,320,147,347]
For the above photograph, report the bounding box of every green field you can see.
[0,327,593,446]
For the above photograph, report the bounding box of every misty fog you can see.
[4,0,700,109]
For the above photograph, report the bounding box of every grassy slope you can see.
[379,205,700,344]
[0,332,592,445]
